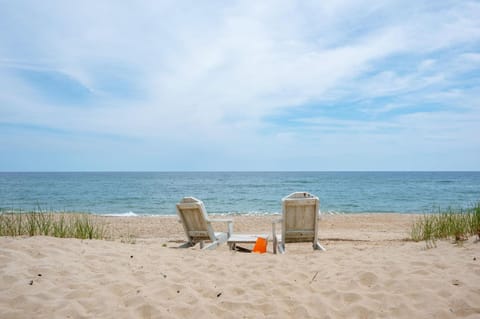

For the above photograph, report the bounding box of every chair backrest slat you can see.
[176,197,215,242]
[282,192,319,244]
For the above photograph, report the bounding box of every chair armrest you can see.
[317,210,324,221]
[210,218,234,237]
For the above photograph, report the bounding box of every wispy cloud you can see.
[0,0,479,170]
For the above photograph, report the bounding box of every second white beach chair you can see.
[272,192,326,254]
[176,197,233,250]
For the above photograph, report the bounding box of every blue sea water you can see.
[0,172,479,216]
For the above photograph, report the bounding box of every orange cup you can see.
[252,237,267,254]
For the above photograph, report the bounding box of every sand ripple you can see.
[1,214,479,318]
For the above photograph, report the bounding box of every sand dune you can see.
[1,214,479,318]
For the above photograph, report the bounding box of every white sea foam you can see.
[210,211,281,216]
[102,211,138,217]
[325,210,344,215]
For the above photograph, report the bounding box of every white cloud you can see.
[0,0,479,170]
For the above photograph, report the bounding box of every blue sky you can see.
[1,1,479,171]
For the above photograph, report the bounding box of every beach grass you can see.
[0,210,106,239]
[411,202,480,244]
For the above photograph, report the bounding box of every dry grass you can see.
[411,202,480,246]
[0,210,106,239]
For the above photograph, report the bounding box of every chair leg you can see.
[313,241,326,251]
[273,237,285,254]
[203,241,219,250]
[179,242,194,248]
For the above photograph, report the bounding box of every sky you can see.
[0,0,479,171]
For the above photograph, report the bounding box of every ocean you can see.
[0,172,479,216]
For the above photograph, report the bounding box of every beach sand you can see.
[1,214,479,318]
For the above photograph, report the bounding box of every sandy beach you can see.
[1,213,479,318]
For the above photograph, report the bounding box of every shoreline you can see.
[2,210,424,216]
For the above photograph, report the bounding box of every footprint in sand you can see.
[343,292,362,304]
[358,272,378,287]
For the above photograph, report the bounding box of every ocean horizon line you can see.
[1,170,479,174]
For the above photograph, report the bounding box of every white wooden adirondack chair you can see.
[272,192,326,254]
[176,197,233,250]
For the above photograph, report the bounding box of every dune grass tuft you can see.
[411,202,480,245]
[0,210,106,239]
